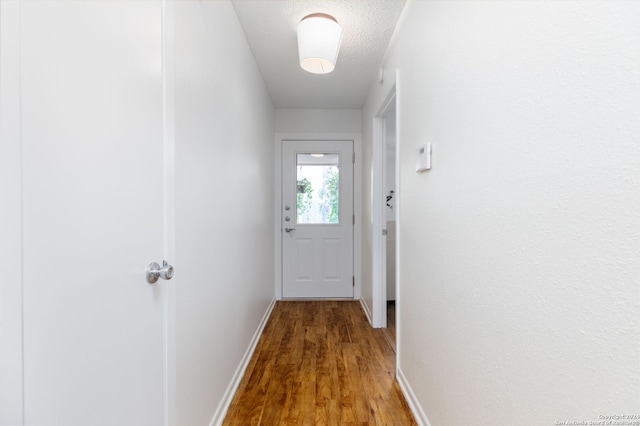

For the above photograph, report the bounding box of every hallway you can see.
[223,301,416,425]
[2,1,637,424]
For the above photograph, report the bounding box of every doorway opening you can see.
[372,84,398,354]
[383,99,397,351]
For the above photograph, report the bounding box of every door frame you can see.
[161,0,177,424]
[274,133,362,300]
[0,1,24,422]
[372,83,399,328]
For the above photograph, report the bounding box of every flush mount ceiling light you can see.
[297,13,343,74]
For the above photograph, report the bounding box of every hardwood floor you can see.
[223,301,416,425]
[383,301,396,353]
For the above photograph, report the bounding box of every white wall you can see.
[363,1,640,424]
[275,108,361,133]
[174,2,274,424]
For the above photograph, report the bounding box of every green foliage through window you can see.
[318,168,339,223]
[296,177,313,220]
[296,159,339,224]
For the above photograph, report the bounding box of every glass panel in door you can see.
[296,153,339,224]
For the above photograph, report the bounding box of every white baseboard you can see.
[209,297,277,426]
[397,367,431,426]
[359,298,373,326]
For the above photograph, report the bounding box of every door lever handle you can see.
[146,260,174,284]
[284,227,296,233]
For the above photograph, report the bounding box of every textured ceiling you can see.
[231,0,407,109]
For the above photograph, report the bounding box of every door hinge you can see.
[353,214,355,225]
[353,276,355,287]
[352,152,355,163]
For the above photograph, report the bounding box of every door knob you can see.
[285,227,296,233]
[146,260,174,284]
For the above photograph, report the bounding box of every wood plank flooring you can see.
[223,301,416,426]
[383,301,396,353]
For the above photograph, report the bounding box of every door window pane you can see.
[296,153,339,224]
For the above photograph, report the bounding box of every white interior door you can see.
[18,2,171,424]
[282,140,354,298]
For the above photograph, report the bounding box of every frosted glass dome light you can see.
[297,13,343,74]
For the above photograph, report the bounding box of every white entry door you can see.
[15,2,171,424]
[282,140,354,298]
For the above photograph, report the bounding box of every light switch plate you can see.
[416,143,431,172]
